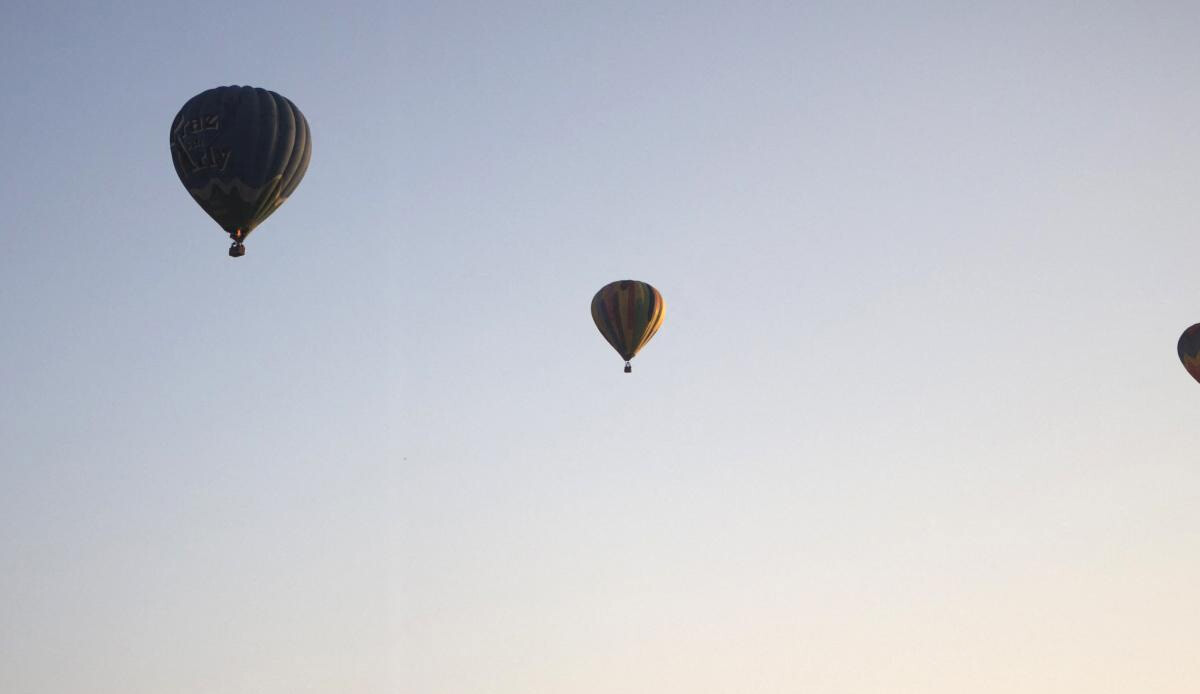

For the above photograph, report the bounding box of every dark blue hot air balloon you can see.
[170,86,311,257]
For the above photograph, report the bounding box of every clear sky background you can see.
[2,1,1199,692]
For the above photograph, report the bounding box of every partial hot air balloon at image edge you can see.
[1177,323,1200,384]
[170,85,311,257]
[591,280,665,373]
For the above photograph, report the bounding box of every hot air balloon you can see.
[1178,323,1200,384]
[170,86,311,257]
[591,280,665,373]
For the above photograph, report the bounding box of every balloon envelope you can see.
[591,280,665,368]
[1179,323,1200,384]
[170,86,311,245]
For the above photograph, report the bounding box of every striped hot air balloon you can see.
[1178,323,1200,384]
[591,280,665,373]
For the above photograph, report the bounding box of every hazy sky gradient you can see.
[2,2,1199,692]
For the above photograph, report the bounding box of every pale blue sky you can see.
[2,2,1199,692]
